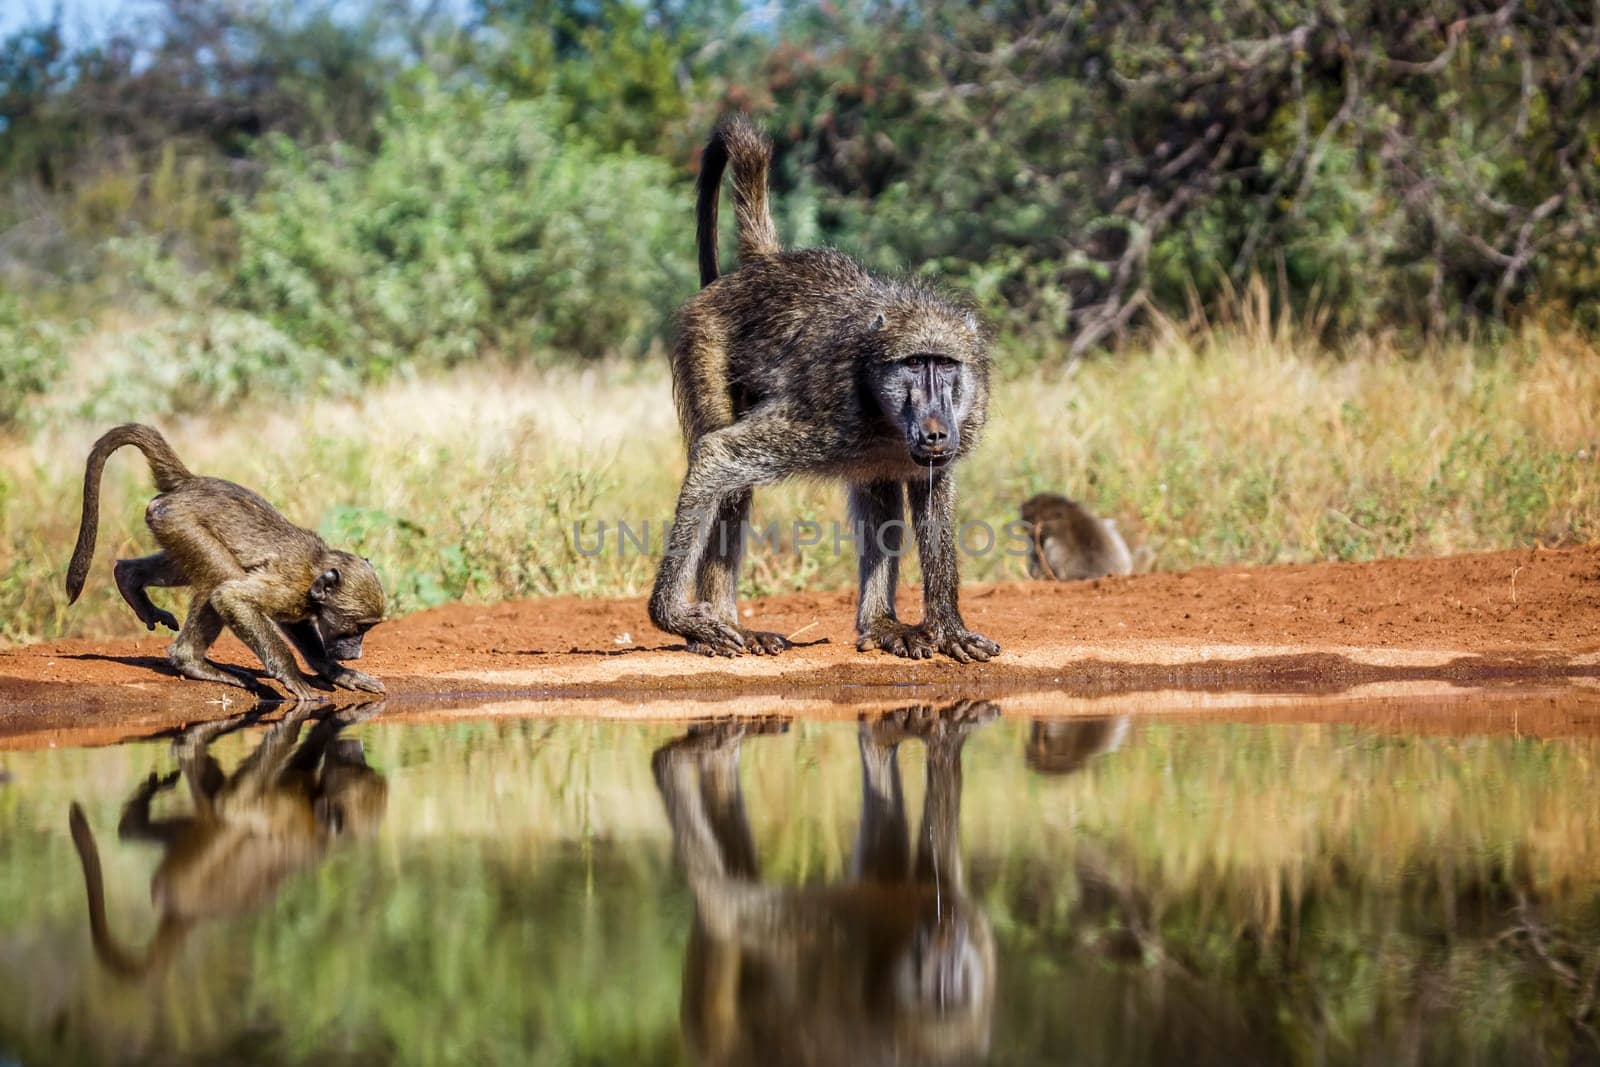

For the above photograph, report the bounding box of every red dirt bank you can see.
[2,544,1597,743]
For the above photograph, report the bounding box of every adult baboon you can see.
[65,423,386,700]
[653,702,997,1065]
[649,117,999,663]
[66,703,387,979]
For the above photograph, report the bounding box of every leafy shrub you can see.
[725,1,1600,347]
[225,87,694,370]
[101,87,696,412]
[0,293,67,429]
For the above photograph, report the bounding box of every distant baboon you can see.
[1019,493,1136,581]
[653,702,997,1066]
[648,116,998,663]
[65,424,386,700]
[67,703,388,979]
[1025,716,1130,776]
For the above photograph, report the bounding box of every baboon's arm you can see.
[915,733,968,892]
[852,723,912,883]
[116,771,189,845]
[282,621,383,693]
[906,473,1000,663]
[225,710,312,800]
[850,481,906,642]
[210,578,317,702]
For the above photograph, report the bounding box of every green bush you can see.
[0,293,67,430]
[110,86,696,410]
[227,88,693,366]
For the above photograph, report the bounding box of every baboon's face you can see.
[309,553,387,661]
[871,353,981,467]
[1019,493,1074,526]
[867,302,989,467]
[893,915,989,1014]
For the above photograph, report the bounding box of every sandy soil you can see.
[2,543,1597,746]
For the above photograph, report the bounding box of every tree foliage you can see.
[2,0,1597,400]
[720,1,1600,344]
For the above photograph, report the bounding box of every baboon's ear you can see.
[964,311,980,334]
[310,568,341,603]
[869,311,887,332]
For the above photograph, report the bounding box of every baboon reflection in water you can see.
[653,701,997,1067]
[67,703,388,979]
[1025,716,1129,776]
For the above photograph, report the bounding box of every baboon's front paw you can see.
[278,674,325,705]
[331,667,385,694]
[857,620,937,660]
[737,628,791,656]
[929,627,1001,664]
[675,603,747,657]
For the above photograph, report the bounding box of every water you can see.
[3,696,1600,1065]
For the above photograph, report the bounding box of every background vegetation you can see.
[1,0,1596,639]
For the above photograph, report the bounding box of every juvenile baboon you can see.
[648,116,999,663]
[1025,716,1130,776]
[67,703,388,979]
[653,702,997,1066]
[65,424,386,700]
[1019,493,1135,581]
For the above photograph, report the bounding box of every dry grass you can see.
[3,306,1596,643]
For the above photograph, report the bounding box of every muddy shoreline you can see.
[2,543,1596,746]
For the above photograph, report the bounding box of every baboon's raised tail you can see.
[695,115,780,287]
[68,802,184,979]
[65,424,193,603]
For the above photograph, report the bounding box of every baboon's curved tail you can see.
[67,803,152,978]
[65,425,192,603]
[696,115,780,287]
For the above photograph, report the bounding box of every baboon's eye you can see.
[904,355,927,370]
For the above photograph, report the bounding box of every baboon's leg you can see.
[851,481,916,654]
[904,472,1000,663]
[148,499,260,685]
[649,414,818,656]
[210,578,317,702]
[168,595,257,690]
[115,770,186,845]
[852,717,911,883]
[113,552,185,632]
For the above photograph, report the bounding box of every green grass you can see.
[2,308,1596,643]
